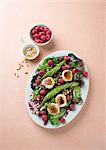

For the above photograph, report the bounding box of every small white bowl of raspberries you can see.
[30,24,53,46]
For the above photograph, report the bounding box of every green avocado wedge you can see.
[73,86,81,103]
[41,81,79,105]
[42,60,65,79]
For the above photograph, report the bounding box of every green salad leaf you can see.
[72,61,79,68]
[43,57,50,64]
[35,90,39,95]
[50,117,59,125]
[54,78,58,84]
[53,57,58,64]
[76,72,83,78]
[37,57,51,71]
[34,87,41,96]
[49,111,66,125]
[37,64,48,71]
[32,92,36,101]
[65,102,71,107]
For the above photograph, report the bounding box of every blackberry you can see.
[79,80,84,87]
[31,83,35,90]
[31,75,36,83]
[78,60,84,67]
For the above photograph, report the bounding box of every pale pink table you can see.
[0,1,105,150]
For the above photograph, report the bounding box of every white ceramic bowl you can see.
[30,24,53,46]
[22,43,40,60]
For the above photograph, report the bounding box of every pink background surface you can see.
[0,1,105,150]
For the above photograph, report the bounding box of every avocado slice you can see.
[73,86,81,103]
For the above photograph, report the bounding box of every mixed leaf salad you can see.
[28,53,88,126]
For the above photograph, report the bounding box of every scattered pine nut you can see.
[15,58,30,78]
[21,64,24,67]
[24,59,29,63]
[25,72,28,74]
[17,75,19,78]
[17,66,21,70]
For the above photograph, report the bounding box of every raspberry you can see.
[35,26,40,31]
[42,115,48,125]
[46,30,51,36]
[69,104,75,111]
[72,69,76,74]
[39,26,44,31]
[40,35,46,42]
[34,34,40,39]
[62,65,70,70]
[58,78,64,84]
[44,27,49,32]
[83,71,88,78]
[35,39,41,43]
[46,34,51,41]
[39,111,46,116]
[39,32,45,36]
[59,118,66,124]
[48,60,54,66]
[31,29,35,35]
[64,56,70,61]
[40,89,46,95]
[66,95,70,101]
[38,70,46,76]
[35,79,40,85]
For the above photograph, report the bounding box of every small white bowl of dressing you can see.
[22,43,40,60]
